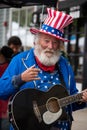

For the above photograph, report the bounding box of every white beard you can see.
[34,44,61,66]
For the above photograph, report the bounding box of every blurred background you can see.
[0,1,87,130]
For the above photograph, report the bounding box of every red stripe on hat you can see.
[65,15,73,27]
[45,8,53,26]
[63,17,73,28]
[58,14,68,30]
[47,9,54,25]
[48,10,57,26]
[44,8,49,24]
[48,17,55,26]
[53,12,63,28]
[44,8,52,24]
[50,8,53,17]
[60,15,70,29]
[64,15,73,27]
[47,8,50,17]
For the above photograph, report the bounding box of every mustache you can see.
[44,49,55,53]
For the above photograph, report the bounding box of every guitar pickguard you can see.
[43,108,62,124]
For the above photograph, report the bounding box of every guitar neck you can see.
[59,92,83,107]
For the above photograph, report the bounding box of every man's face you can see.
[34,33,61,66]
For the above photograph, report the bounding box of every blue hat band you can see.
[41,24,64,38]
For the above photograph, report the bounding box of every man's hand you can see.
[82,89,87,102]
[21,65,40,82]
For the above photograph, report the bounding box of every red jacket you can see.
[0,62,9,118]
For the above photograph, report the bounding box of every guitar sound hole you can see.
[46,97,60,113]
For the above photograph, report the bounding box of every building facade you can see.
[0,9,9,47]
[0,6,35,49]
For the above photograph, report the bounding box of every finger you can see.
[82,92,87,101]
[30,69,40,73]
[29,71,40,76]
[82,89,87,92]
[30,73,40,79]
[30,64,36,68]
[27,64,36,70]
[28,76,40,81]
[28,66,40,72]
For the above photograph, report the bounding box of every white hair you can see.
[34,33,41,45]
[34,42,61,66]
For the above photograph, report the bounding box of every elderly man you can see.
[0,8,87,130]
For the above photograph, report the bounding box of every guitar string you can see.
[36,92,83,112]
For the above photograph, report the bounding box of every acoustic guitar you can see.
[8,84,83,130]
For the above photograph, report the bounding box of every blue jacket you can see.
[0,48,85,130]
[0,48,78,98]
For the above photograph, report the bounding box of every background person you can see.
[0,8,87,130]
[7,36,23,57]
[0,46,13,130]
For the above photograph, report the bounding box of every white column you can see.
[8,8,12,37]
[2,9,7,45]
[24,8,28,50]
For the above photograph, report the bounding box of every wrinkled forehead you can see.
[38,33,61,42]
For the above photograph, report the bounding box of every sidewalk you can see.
[72,108,87,130]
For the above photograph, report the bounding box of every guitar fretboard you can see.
[59,92,83,107]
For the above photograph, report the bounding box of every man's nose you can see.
[48,41,53,49]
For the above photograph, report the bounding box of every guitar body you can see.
[9,84,69,130]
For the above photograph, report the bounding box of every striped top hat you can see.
[30,8,73,42]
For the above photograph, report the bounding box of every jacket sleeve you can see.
[67,61,86,111]
[68,63,78,95]
[59,56,78,95]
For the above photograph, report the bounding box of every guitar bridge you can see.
[33,101,42,123]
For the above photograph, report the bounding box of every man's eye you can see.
[53,41,57,44]
[44,39,50,43]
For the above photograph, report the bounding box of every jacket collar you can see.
[22,48,36,69]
